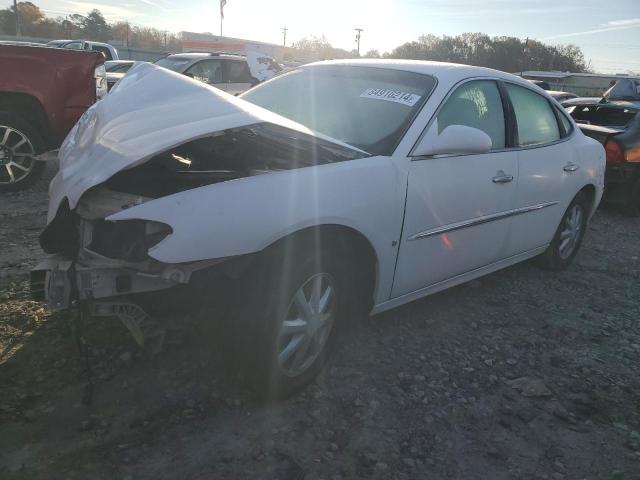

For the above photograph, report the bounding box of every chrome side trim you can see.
[407,201,559,241]
[371,244,548,315]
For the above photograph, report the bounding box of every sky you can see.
[3,0,639,73]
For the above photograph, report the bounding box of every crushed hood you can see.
[50,62,359,218]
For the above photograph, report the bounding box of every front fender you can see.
[107,156,406,302]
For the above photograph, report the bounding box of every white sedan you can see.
[34,60,605,398]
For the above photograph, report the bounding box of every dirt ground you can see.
[1,163,639,480]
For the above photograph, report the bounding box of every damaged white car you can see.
[33,60,605,397]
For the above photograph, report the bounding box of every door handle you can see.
[492,171,514,184]
[563,162,579,172]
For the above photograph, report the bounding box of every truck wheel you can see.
[0,112,46,192]
[237,237,354,401]
[536,192,589,271]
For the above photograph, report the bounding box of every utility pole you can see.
[521,37,529,76]
[13,0,21,37]
[125,22,130,47]
[354,28,363,56]
[282,26,288,47]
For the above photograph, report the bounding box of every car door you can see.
[223,60,255,95]
[502,83,581,255]
[392,79,519,298]
[184,59,227,91]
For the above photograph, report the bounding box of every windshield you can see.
[155,57,193,72]
[241,65,436,155]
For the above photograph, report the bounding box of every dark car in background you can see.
[564,79,640,215]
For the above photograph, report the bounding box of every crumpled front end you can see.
[32,63,368,350]
[31,183,234,349]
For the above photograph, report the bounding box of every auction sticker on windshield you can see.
[360,88,421,107]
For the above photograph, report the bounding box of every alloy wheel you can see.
[277,273,336,377]
[0,125,36,186]
[558,204,583,259]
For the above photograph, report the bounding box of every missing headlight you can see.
[88,220,172,262]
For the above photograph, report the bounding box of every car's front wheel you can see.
[237,236,353,400]
[536,192,589,270]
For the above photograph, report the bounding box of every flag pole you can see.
[219,0,224,37]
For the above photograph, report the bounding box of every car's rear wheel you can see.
[0,112,45,192]
[536,192,589,270]
[235,236,354,400]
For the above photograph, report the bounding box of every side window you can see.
[92,46,112,60]
[224,60,254,84]
[185,60,223,84]
[554,105,573,137]
[436,80,505,150]
[506,84,560,146]
[63,41,83,50]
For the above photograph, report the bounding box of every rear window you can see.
[566,105,638,128]
[155,57,192,72]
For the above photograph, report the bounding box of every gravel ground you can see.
[1,165,639,479]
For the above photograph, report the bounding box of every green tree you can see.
[82,9,110,41]
[291,35,335,60]
[0,1,44,35]
[386,32,589,73]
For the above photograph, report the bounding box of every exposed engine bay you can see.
[33,123,366,350]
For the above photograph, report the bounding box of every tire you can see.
[234,236,355,400]
[0,111,46,192]
[536,192,589,271]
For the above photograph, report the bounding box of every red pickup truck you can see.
[0,44,107,191]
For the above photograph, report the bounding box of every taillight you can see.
[94,64,108,100]
[604,139,624,163]
[625,147,640,163]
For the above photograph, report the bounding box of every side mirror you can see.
[413,124,492,157]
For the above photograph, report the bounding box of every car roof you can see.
[47,39,113,47]
[166,52,246,61]
[302,59,538,87]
